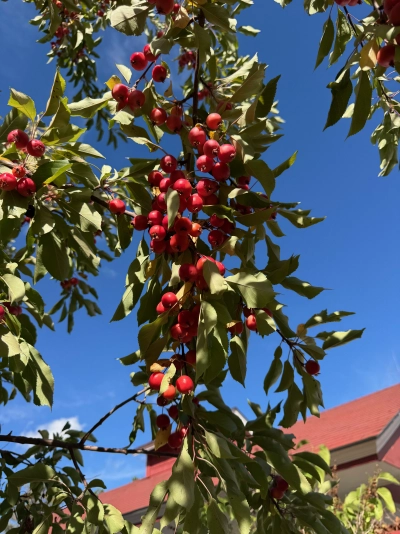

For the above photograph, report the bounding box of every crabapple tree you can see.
[0,0,367,533]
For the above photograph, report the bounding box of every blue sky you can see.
[1,1,399,489]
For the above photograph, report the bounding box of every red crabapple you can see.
[148,210,164,225]
[208,229,225,247]
[160,155,178,172]
[112,83,129,103]
[166,115,182,133]
[0,173,17,191]
[148,170,164,186]
[168,431,183,449]
[246,314,257,331]
[173,179,192,198]
[17,178,36,197]
[143,43,159,62]
[128,90,146,109]
[156,414,170,428]
[133,215,148,230]
[156,0,175,14]
[203,139,220,158]
[196,155,214,173]
[7,129,29,149]
[179,263,198,282]
[305,360,320,376]
[151,239,167,254]
[149,225,167,241]
[206,113,222,130]
[150,107,168,125]
[161,292,178,308]
[190,222,202,237]
[188,127,207,147]
[229,322,244,335]
[152,65,167,82]
[212,162,230,181]
[176,375,194,394]
[218,144,236,163]
[27,140,45,157]
[377,45,396,68]
[196,179,218,197]
[109,199,126,215]
[149,372,164,390]
[186,194,203,213]
[130,52,148,70]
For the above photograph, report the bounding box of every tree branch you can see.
[192,10,205,125]
[0,435,178,457]
[79,386,150,444]
[133,61,155,89]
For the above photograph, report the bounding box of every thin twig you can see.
[70,447,98,500]
[192,10,205,125]
[133,61,155,89]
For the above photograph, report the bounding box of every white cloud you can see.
[25,416,84,438]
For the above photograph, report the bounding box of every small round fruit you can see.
[156,193,167,211]
[203,139,220,158]
[112,83,129,103]
[270,487,285,500]
[156,0,175,14]
[221,219,235,234]
[12,165,26,178]
[216,101,233,112]
[161,292,178,308]
[156,414,170,429]
[130,51,148,71]
[218,144,236,163]
[0,305,5,320]
[156,301,166,314]
[229,322,244,335]
[148,170,164,186]
[148,210,164,226]
[149,225,167,241]
[17,178,36,197]
[149,372,164,390]
[166,115,182,133]
[196,155,214,173]
[208,229,225,247]
[275,476,289,492]
[151,239,167,254]
[377,44,396,68]
[143,43,159,62]
[159,177,172,192]
[174,217,192,234]
[162,384,176,400]
[157,395,170,407]
[212,162,230,181]
[160,155,178,173]
[150,107,168,125]
[206,113,222,130]
[109,199,126,215]
[170,323,186,340]
[152,65,167,82]
[204,193,219,205]
[185,349,196,366]
[7,129,29,149]
[187,194,203,213]
[133,215,148,230]
[190,222,202,237]
[384,0,400,14]
[189,126,207,147]
[169,233,189,252]
[168,431,183,449]
[305,360,320,376]
[27,139,46,158]
[170,170,185,182]
[176,375,194,394]
[170,105,183,116]
[246,314,257,331]
[173,178,192,198]
[128,89,146,109]
[168,404,179,419]
[210,214,224,228]
[196,179,218,197]
[0,173,17,191]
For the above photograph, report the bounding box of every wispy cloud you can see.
[25,416,84,438]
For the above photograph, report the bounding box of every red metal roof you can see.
[289,384,400,452]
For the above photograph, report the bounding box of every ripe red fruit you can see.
[333,0,350,5]
[170,233,189,252]
[156,193,167,211]
[27,139,46,158]
[246,314,257,331]
[186,194,203,213]
[149,372,164,390]
[237,175,251,186]
[162,384,176,401]
[275,476,289,492]
[159,177,172,192]
[8,305,22,316]
[170,105,183,116]
[305,360,320,376]
[196,155,214,173]
[196,179,218,197]
[208,229,225,247]
[0,305,5,321]
[112,83,129,103]
[156,0,175,14]
[178,309,196,328]
[17,178,36,197]
[270,487,286,500]
[196,256,225,276]
[179,263,198,282]
[229,322,244,335]
[162,292,178,308]
[156,414,170,429]
[160,155,178,172]
[157,30,164,38]
[133,215,148,230]
[176,375,194,394]
[157,395,170,407]
[220,219,235,234]
[377,44,396,68]
[7,129,29,149]
[168,431,183,449]
[0,173,17,191]
[204,193,219,205]
[206,113,222,130]
[210,214,225,228]
[178,426,188,438]
[218,144,236,163]
[263,308,273,317]
[168,404,179,419]
[148,170,164,186]
[170,323,186,340]
[216,101,233,112]
[109,199,126,215]
[143,43,159,62]
[130,51,148,71]
[170,170,185,182]
[173,178,192,198]
[12,165,26,178]
[203,139,220,158]
[185,349,196,366]
[384,0,400,14]
[190,222,202,237]
[166,115,182,133]
[212,162,230,181]
[152,65,167,82]
[148,210,164,226]
[128,90,146,110]
[173,2,180,12]
[151,239,167,254]
[174,217,192,234]
[188,126,207,147]
[149,225,167,241]
[150,107,168,125]
[156,301,166,314]
[179,196,188,213]
[97,9,104,16]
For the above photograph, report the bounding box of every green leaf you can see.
[377,487,396,513]
[319,329,365,349]
[203,260,228,295]
[116,64,132,84]
[272,151,297,178]
[230,64,266,104]
[44,70,66,117]
[1,274,25,303]
[304,309,355,329]
[330,10,352,65]
[26,344,55,407]
[256,75,281,118]
[0,108,28,142]
[348,71,372,137]
[9,464,56,486]
[207,499,230,534]
[169,440,194,509]
[238,25,260,36]
[8,89,36,121]
[275,360,294,393]
[279,209,325,228]
[226,272,275,308]
[202,3,237,33]
[111,256,148,322]
[206,431,236,459]
[245,159,275,197]
[281,276,325,299]
[228,335,247,386]
[110,4,149,35]
[264,347,283,394]
[315,18,334,69]
[228,494,252,534]
[86,495,105,525]
[166,189,180,230]
[139,481,168,534]
[279,383,304,428]
[40,233,71,281]
[293,451,332,476]
[324,68,353,130]
[104,504,125,534]
[32,160,72,187]
[378,472,400,484]
[194,23,212,66]
[63,142,105,159]
[68,95,111,119]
